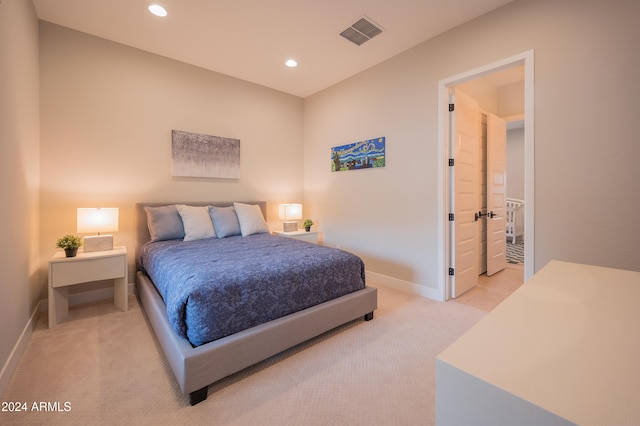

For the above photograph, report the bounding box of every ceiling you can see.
[33,0,515,98]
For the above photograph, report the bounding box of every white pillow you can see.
[233,202,269,236]
[176,205,216,241]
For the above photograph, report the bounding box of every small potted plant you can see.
[303,219,314,232]
[56,234,83,257]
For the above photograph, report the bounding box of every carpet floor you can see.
[1,285,486,426]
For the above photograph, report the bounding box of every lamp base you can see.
[83,235,113,252]
[283,222,298,232]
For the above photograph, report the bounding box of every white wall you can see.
[304,0,640,296]
[39,23,304,292]
[0,0,40,394]
[507,127,525,200]
[456,78,499,115]
[498,81,524,118]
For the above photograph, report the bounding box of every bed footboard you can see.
[137,271,377,406]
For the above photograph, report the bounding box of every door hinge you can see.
[448,213,454,221]
[449,267,455,276]
[448,158,455,167]
[449,103,455,112]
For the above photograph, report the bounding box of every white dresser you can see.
[437,261,640,426]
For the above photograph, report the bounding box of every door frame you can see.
[438,50,535,301]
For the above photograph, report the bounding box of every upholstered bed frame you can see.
[135,202,377,405]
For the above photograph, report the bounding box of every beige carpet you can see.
[1,284,486,425]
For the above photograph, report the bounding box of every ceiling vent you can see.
[340,17,383,46]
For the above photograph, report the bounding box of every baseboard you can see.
[366,270,444,302]
[0,301,40,398]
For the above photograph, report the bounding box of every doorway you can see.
[437,51,535,301]
[448,89,508,297]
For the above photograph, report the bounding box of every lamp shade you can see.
[278,204,302,221]
[77,208,119,234]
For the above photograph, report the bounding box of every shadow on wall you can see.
[357,253,416,287]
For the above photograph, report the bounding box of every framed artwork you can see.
[331,136,385,172]
[171,130,240,179]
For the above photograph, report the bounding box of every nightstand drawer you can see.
[51,256,125,287]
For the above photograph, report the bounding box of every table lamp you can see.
[278,203,302,232]
[77,207,119,252]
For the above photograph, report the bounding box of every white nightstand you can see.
[48,246,128,328]
[273,230,318,244]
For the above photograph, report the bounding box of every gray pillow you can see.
[144,205,185,242]
[176,205,216,241]
[209,206,241,238]
[234,202,269,236]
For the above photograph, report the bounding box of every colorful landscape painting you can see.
[331,137,385,172]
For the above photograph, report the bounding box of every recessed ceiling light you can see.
[148,4,167,17]
[285,59,298,68]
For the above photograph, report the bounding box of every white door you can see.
[486,113,507,276]
[450,89,480,297]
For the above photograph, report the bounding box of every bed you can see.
[135,201,377,405]
[506,198,524,244]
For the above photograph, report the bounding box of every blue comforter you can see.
[140,233,366,347]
